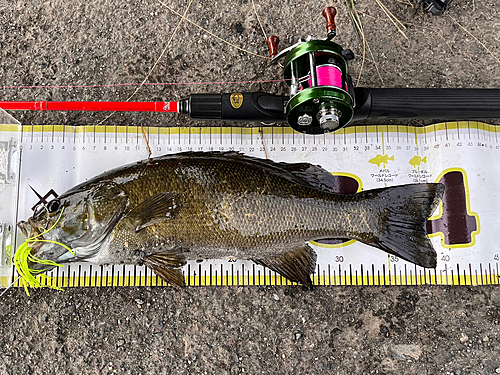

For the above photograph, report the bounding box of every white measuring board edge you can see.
[0,112,20,287]
[5,122,500,288]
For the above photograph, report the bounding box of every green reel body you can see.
[282,40,354,134]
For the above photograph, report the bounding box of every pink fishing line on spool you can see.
[316,64,343,87]
[302,64,346,90]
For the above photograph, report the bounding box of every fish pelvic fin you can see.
[360,183,444,268]
[253,245,317,288]
[143,252,187,287]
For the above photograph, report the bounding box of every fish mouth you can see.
[17,219,46,239]
[16,221,45,251]
[17,221,32,238]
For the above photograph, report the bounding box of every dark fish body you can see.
[18,152,444,287]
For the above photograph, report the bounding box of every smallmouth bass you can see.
[17,152,444,288]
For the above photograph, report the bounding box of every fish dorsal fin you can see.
[280,163,339,193]
[219,152,339,193]
[143,252,187,287]
[153,152,339,193]
[253,245,317,288]
[125,192,183,232]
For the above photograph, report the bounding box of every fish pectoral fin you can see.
[253,245,317,288]
[144,252,187,287]
[126,192,184,232]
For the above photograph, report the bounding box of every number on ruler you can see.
[390,255,399,262]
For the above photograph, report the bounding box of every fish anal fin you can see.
[126,192,183,232]
[144,252,187,287]
[253,246,317,288]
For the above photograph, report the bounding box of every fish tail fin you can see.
[422,156,427,163]
[388,155,395,161]
[360,183,444,268]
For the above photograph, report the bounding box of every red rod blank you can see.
[0,101,179,113]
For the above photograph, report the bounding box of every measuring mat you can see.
[1,121,499,288]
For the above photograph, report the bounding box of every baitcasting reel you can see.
[267,7,355,134]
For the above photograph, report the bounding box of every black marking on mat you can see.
[55,265,60,288]
[66,264,71,287]
[328,264,331,286]
[241,264,245,286]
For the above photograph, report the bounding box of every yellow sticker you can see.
[230,93,244,109]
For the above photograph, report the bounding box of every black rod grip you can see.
[179,92,288,123]
[353,88,500,122]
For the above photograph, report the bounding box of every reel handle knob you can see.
[266,36,280,59]
[322,6,337,39]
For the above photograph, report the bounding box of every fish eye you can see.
[47,199,61,213]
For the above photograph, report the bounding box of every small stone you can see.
[380,325,389,336]
[233,23,244,35]
[294,332,302,340]
[496,368,500,374]
[460,333,469,343]
[135,299,144,305]
[483,336,489,342]
[389,344,422,360]
[273,294,279,301]
[117,339,125,347]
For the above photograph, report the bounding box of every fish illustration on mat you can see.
[16,152,444,292]
[369,154,394,167]
[409,156,427,168]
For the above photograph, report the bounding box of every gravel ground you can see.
[1,0,500,374]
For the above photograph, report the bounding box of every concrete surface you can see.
[1,0,500,374]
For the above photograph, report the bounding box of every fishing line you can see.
[0,78,288,91]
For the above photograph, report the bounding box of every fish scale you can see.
[98,155,365,260]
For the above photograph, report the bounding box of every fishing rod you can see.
[2,6,500,135]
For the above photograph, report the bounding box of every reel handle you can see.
[322,7,337,39]
[266,36,280,59]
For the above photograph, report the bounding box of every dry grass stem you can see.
[374,0,408,40]
[345,0,384,85]
[98,0,194,125]
[358,10,453,54]
[448,14,500,65]
[252,0,268,41]
[158,0,267,59]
